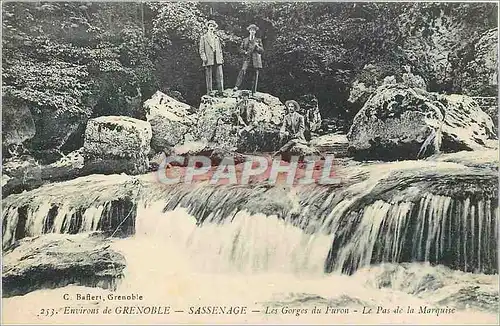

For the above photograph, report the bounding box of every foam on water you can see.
[2,155,498,324]
[3,205,498,324]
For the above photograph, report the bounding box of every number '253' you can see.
[38,308,56,317]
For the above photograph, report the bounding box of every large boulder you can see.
[2,93,36,158]
[347,84,496,160]
[243,91,286,124]
[83,116,152,175]
[440,94,497,149]
[196,89,285,151]
[347,64,427,118]
[196,95,240,150]
[144,91,197,152]
[2,232,126,298]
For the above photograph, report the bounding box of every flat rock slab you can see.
[2,232,126,298]
[310,134,349,157]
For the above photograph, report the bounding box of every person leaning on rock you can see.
[233,24,264,94]
[199,20,224,95]
[277,100,307,154]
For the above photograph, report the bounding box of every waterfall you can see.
[2,158,498,275]
[324,195,498,274]
[1,174,140,249]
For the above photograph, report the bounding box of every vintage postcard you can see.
[2,1,498,325]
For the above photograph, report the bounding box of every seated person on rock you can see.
[233,90,257,131]
[276,100,307,155]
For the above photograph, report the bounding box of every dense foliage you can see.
[3,2,497,127]
[3,2,156,118]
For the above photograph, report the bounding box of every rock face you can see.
[347,84,496,160]
[195,90,285,152]
[83,116,152,175]
[2,92,88,156]
[144,91,196,152]
[471,29,498,94]
[30,107,88,153]
[2,94,36,157]
[2,232,126,298]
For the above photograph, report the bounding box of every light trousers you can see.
[205,65,224,94]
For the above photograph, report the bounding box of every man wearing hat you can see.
[199,20,224,94]
[277,100,306,154]
[233,24,264,94]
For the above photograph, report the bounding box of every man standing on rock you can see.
[199,20,224,95]
[277,100,306,154]
[233,24,264,94]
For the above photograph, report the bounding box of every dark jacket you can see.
[239,37,264,69]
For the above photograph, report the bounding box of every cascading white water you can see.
[325,194,498,274]
[3,162,498,275]
[2,158,498,324]
[2,201,110,248]
[134,202,332,275]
